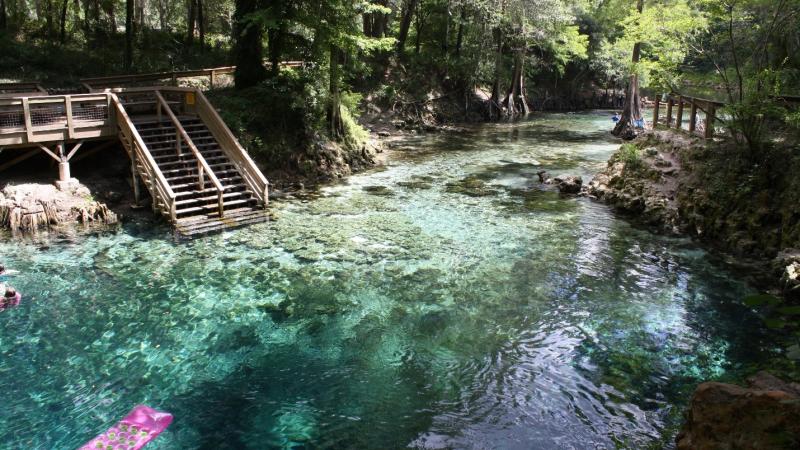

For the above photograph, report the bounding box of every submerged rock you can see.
[677,371,800,450]
[554,175,583,194]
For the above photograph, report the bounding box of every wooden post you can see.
[22,97,33,142]
[209,70,216,89]
[666,97,674,127]
[64,95,74,139]
[689,99,698,133]
[653,96,661,126]
[131,150,141,206]
[705,104,716,139]
[57,142,71,182]
[198,161,205,190]
[676,96,684,130]
[176,131,182,157]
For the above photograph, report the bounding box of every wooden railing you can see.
[0,82,48,99]
[0,93,116,146]
[81,61,304,91]
[111,94,177,222]
[154,90,226,217]
[652,94,724,139]
[194,89,269,207]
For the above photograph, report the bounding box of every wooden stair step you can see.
[176,199,255,215]
[170,176,244,190]
[175,191,251,206]
[177,207,266,225]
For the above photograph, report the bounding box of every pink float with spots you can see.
[80,405,173,450]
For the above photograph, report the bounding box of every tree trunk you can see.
[489,26,503,119]
[328,44,344,139]
[612,0,644,139]
[455,6,466,58]
[503,49,529,116]
[413,8,424,54]
[268,22,287,77]
[156,0,166,30]
[362,12,372,36]
[108,1,117,35]
[374,0,388,37]
[59,0,68,42]
[0,0,7,30]
[442,0,450,54]
[396,0,418,57]
[233,0,266,89]
[186,0,196,46]
[197,0,205,51]
[125,0,133,69]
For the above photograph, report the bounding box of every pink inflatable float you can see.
[80,405,173,450]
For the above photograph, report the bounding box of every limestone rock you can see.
[774,249,800,300]
[677,372,800,450]
[554,175,583,194]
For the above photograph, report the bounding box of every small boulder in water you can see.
[677,371,800,450]
[536,170,550,183]
[554,175,583,194]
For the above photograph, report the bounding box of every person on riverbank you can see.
[1,286,21,310]
[612,112,621,123]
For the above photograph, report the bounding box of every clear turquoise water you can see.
[0,112,777,449]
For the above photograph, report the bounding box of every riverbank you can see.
[586,129,800,297]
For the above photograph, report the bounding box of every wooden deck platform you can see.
[0,85,270,236]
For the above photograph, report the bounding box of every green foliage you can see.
[619,143,642,170]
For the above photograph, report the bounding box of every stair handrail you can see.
[154,90,226,218]
[111,94,177,221]
[193,89,269,207]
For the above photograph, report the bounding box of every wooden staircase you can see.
[112,87,269,236]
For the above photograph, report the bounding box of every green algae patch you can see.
[445,175,501,197]
[500,188,579,213]
[362,185,395,196]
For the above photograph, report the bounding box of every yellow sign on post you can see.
[186,92,196,106]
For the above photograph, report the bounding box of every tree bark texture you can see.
[503,49,530,116]
[612,0,644,139]
[489,26,503,119]
[125,0,133,69]
[328,45,344,139]
[186,0,196,45]
[0,0,7,30]
[59,0,68,42]
[396,0,418,57]
[233,0,267,89]
[197,0,205,51]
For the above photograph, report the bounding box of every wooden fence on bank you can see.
[80,61,305,91]
[652,93,800,139]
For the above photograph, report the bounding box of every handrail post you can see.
[22,97,33,143]
[666,97,674,127]
[198,160,205,190]
[676,96,684,130]
[689,99,698,134]
[705,104,716,139]
[64,95,74,139]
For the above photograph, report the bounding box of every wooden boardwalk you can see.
[0,68,275,236]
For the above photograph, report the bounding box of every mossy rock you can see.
[445,176,500,197]
[362,185,394,196]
